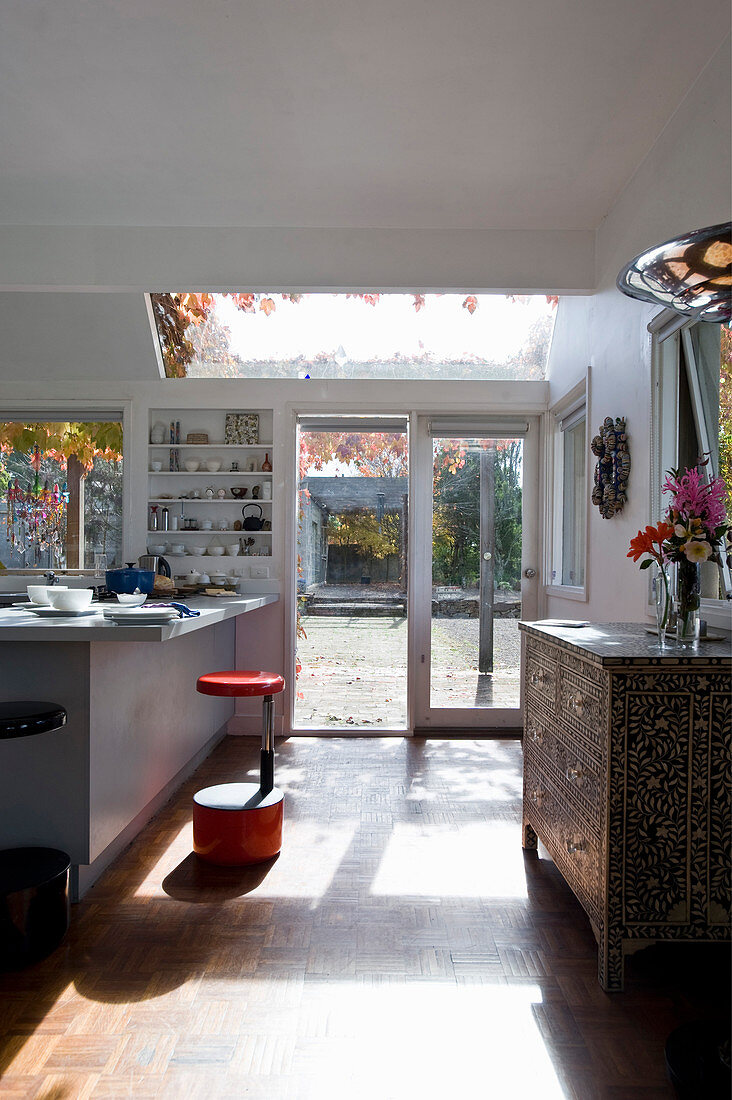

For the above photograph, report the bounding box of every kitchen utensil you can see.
[188,544,207,555]
[205,459,222,472]
[230,486,248,499]
[105,564,155,595]
[138,554,172,577]
[225,544,240,555]
[47,588,94,611]
[199,573,211,584]
[149,505,159,530]
[116,592,147,606]
[185,570,202,585]
[26,584,68,606]
[148,544,167,555]
[242,504,264,530]
[207,545,225,556]
[184,459,200,472]
[202,519,213,531]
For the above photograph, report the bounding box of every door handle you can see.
[524,568,537,579]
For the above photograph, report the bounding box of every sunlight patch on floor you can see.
[295,980,563,1099]
[371,821,528,899]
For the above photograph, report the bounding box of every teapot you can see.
[242,504,264,531]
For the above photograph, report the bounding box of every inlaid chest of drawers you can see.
[520,621,731,992]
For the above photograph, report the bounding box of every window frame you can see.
[650,312,731,628]
[544,374,589,602]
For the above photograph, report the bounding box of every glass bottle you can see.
[149,505,159,531]
[261,453,272,472]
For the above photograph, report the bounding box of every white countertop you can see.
[0,593,279,641]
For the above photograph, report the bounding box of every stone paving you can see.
[295,615,521,728]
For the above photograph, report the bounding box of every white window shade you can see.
[427,418,529,438]
[298,416,408,433]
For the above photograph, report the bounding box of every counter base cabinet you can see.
[521,627,731,992]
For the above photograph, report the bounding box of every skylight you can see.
[150,292,557,381]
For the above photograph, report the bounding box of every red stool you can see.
[193,671,285,866]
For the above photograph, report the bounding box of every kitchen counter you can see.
[0,592,280,897]
[0,593,278,641]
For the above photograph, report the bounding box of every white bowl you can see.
[48,588,94,611]
[207,546,225,556]
[184,459,200,472]
[169,544,186,555]
[27,584,69,605]
[148,544,167,555]
[116,592,147,606]
[224,544,240,556]
[210,573,228,585]
[188,544,207,556]
[150,461,163,472]
[205,460,222,472]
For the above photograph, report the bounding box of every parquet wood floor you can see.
[1,737,728,1099]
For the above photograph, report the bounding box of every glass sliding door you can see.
[294,416,409,731]
[414,417,539,729]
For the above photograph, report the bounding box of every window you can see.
[149,292,557,381]
[652,316,731,606]
[560,417,586,586]
[0,417,124,570]
[547,381,587,596]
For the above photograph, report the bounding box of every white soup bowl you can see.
[48,588,94,611]
[27,584,68,605]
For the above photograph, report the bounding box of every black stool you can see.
[0,701,70,969]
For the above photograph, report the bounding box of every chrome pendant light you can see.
[617,221,731,323]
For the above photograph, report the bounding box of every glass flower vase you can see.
[674,558,701,644]
[653,565,671,648]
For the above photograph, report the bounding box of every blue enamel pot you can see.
[105,564,155,595]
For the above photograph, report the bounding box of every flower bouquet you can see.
[628,460,730,643]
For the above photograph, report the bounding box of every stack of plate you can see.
[103,606,180,626]
[27,607,99,618]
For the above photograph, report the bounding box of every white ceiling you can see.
[1,0,728,231]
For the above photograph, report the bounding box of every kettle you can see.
[138,554,171,578]
[241,504,264,531]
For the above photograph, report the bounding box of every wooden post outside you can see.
[479,445,495,674]
[65,454,85,568]
[400,493,408,591]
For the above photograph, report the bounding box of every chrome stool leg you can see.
[260,693,275,796]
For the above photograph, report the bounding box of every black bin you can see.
[0,847,71,970]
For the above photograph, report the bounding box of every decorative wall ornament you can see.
[591,417,630,519]
[225,412,259,445]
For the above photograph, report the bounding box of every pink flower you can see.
[663,466,728,530]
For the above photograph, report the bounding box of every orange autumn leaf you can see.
[462,295,478,315]
[259,297,276,316]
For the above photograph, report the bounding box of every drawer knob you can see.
[566,835,585,855]
[530,785,545,807]
[529,668,547,688]
[566,765,584,785]
[530,726,544,746]
[569,692,585,716]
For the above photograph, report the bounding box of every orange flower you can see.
[627,522,674,564]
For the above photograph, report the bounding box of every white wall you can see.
[545,37,731,623]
